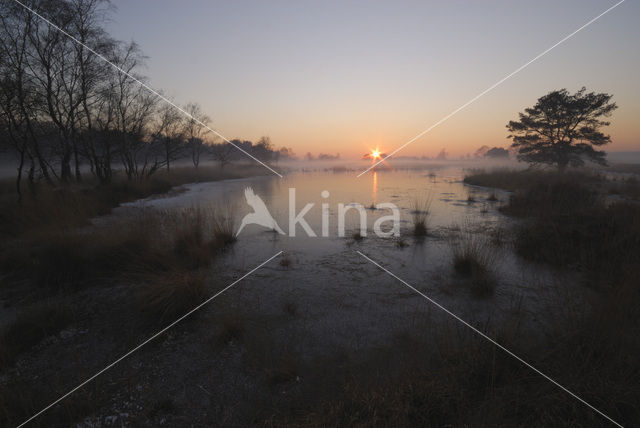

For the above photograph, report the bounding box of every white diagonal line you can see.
[10,0,283,178]
[357,0,626,177]
[356,250,623,428]
[17,251,283,428]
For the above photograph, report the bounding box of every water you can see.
[108,167,585,358]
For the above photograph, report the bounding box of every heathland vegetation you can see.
[0,2,638,426]
[273,168,640,427]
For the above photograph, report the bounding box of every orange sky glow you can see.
[109,0,640,159]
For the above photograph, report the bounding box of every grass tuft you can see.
[138,269,208,324]
[449,226,496,296]
[412,192,433,237]
[279,255,292,268]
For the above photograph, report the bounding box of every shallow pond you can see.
[108,167,584,359]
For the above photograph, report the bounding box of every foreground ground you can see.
[1,164,639,426]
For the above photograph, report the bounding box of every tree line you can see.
[0,0,292,200]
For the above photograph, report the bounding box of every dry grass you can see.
[607,175,640,200]
[137,269,209,323]
[501,177,600,219]
[466,168,640,290]
[261,274,640,426]
[0,302,74,367]
[449,225,496,296]
[0,220,156,291]
[411,192,433,237]
[464,168,602,192]
[0,204,237,326]
[493,172,640,289]
[279,255,292,268]
[0,164,262,240]
[128,206,238,322]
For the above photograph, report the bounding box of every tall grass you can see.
[138,269,209,323]
[211,205,237,246]
[129,205,237,322]
[0,164,263,239]
[502,177,600,218]
[486,171,640,289]
[463,167,603,192]
[1,204,238,322]
[448,224,497,296]
[261,275,640,426]
[411,192,433,237]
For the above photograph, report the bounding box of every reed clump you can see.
[412,192,433,237]
[449,225,496,296]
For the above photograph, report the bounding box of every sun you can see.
[371,148,381,160]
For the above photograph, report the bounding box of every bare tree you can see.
[0,0,55,187]
[210,142,235,168]
[0,0,219,189]
[153,101,185,172]
[183,102,211,169]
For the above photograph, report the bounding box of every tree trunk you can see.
[74,145,82,182]
[16,150,25,203]
[61,148,72,183]
[28,157,37,196]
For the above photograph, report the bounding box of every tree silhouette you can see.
[507,87,617,171]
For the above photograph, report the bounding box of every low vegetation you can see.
[607,175,640,200]
[0,164,263,238]
[0,303,73,368]
[262,271,640,427]
[279,255,292,268]
[464,167,603,192]
[449,226,496,296]
[468,169,640,291]
[411,193,432,237]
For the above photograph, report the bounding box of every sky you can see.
[106,0,640,159]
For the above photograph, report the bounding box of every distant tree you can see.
[474,145,490,158]
[251,136,273,161]
[485,147,509,159]
[278,147,296,161]
[318,153,340,160]
[507,88,617,171]
[183,102,211,169]
[305,152,315,161]
[435,149,447,160]
[211,142,235,168]
[153,102,185,172]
